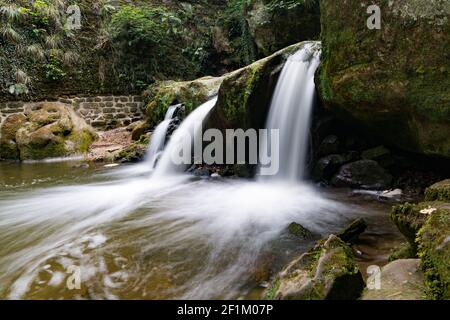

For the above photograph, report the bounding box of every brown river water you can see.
[0,160,404,299]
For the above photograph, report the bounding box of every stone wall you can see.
[0,95,145,130]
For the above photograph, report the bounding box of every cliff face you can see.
[318,0,450,158]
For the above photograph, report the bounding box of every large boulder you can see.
[362,259,426,300]
[0,102,96,160]
[246,0,321,57]
[265,235,364,300]
[318,0,450,158]
[331,160,393,190]
[208,42,310,131]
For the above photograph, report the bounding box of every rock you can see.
[362,259,426,300]
[318,0,450,158]
[287,222,313,239]
[245,0,321,57]
[144,76,223,128]
[114,142,147,163]
[0,114,27,159]
[417,206,450,299]
[331,160,393,190]
[130,121,148,141]
[391,202,435,252]
[361,146,394,168]
[313,152,357,181]
[266,235,364,300]
[1,103,96,160]
[379,189,403,201]
[389,242,416,262]
[424,179,450,202]
[318,135,340,156]
[208,42,311,131]
[192,168,211,177]
[337,218,368,244]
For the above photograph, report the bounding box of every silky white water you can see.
[145,104,179,169]
[0,42,380,300]
[259,42,321,181]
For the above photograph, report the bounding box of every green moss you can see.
[265,278,280,300]
[388,242,416,262]
[68,129,95,153]
[19,138,67,160]
[425,180,450,202]
[417,208,450,299]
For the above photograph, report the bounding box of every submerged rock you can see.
[1,103,96,161]
[362,259,426,300]
[287,222,313,239]
[337,218,368,244]
[318,0,450,158]
[331,160,393,190]
[266,235,364,300]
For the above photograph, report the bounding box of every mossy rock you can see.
[391,201,447,252]
[1,102,96,161]
[0,114,27,159]
[208,41,310,131]
[265,234,364,300]
[246,0,321,57]
[425,179,450,202]
[288,222,313,239]
[144,77,223,128]
[318,0,450,158]
[417,206,450,299]
[389,242,417,262]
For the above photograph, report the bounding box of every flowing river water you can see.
[0,161,403,299]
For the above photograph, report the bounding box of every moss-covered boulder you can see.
[143,77,223,128]
[425,179,450,202]
[391,201,447,252]
[417,206,450,299]
[318,0,450,158]
[0,113,27,159]
[1,103,96,160]
[246,0,321,57]
[265,235,364,300]
[209,42,309,131]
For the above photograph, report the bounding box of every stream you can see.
[0,161,404,299]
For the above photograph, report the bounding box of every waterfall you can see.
[259,42,321,182]
[153,97,218,177]
[145,104,179,169]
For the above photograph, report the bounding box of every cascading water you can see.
[153,97,218,177]
[259,42,321,182]
[145,104,179,169]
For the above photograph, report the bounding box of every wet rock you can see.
[288,222,313,239]
[266,235,364,300]
[362,259,425,300]
[318,135,339,156]
[337,218,367,244]
[115,142,147,163]
[331,160,393,190]
[424,179,450,202]
[417,206,450,299]
[379,189,403,201]
[192,167,212,177]
[313,152,358,181]
[361,146,394,168]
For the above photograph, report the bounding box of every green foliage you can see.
[45,55,66,81]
